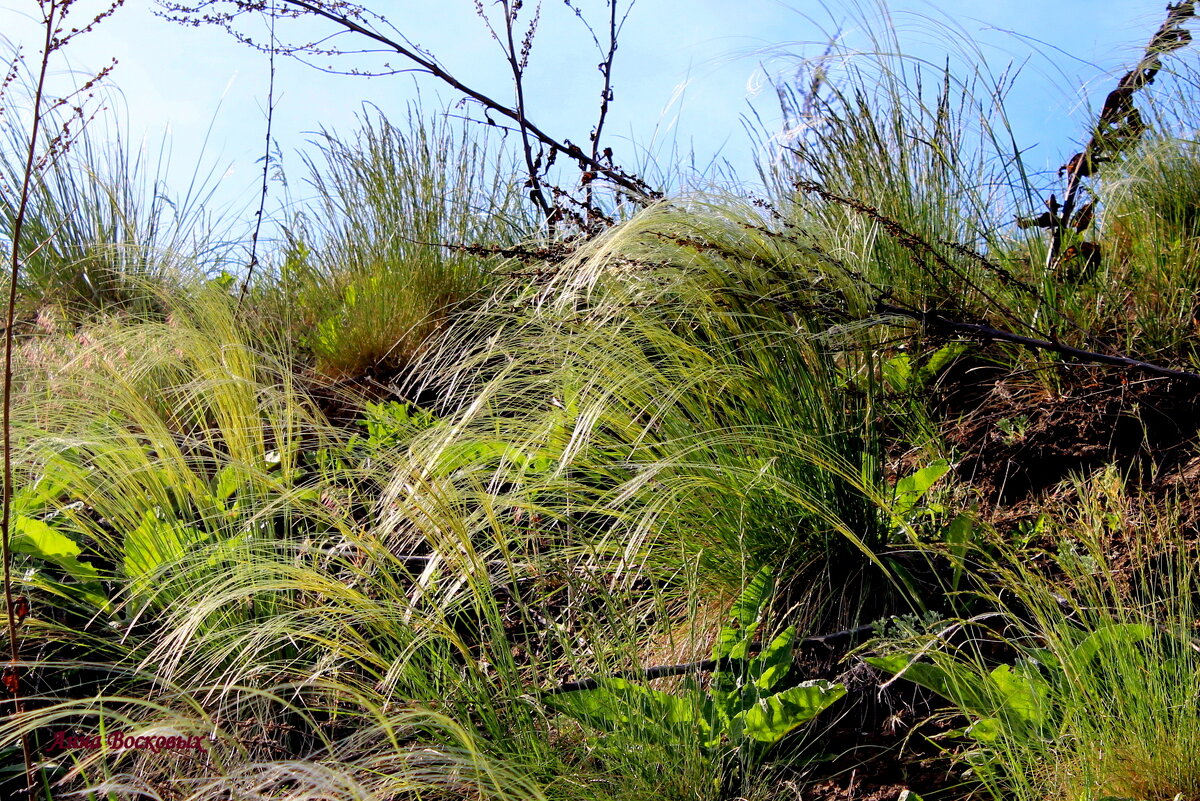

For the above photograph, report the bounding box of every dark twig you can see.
[581,0,628,214]
[875,303,1200,384]
[240,1,278,303]
[545,624,876,695]
[4,5,123,795]
[794,181,1128,357]
[160,0,661,211]
[795,180,1049,341]
[3,8,58,797]
[392,233,576,266]
[493,1,554,223]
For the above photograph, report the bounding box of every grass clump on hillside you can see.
[0,67,235,320]
[266,109,533,380]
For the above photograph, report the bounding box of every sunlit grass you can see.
[0,82,234,317]
[7,5,1200,800]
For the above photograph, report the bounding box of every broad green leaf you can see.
[753,626,797,692]
[697,694,721,748]
[548,678,704,741]
[1069,623,1155,673]
[547,685,637,732]
[866,655,989,713]
[882,354,913,390]
[435,440,507,474]
[893,460,950,518]
[736,680,846,743]
[13,516,82,559]
[123,510,208,582]
[11,477,64,514]
[942,512,975,590]
[919,344,967,382]
[434,439,554,477]
[210,270,236,291]
[715,621,760,665]
[12,516,101,587]
[213,464,248,502]
[965,717,1002,743]
[1024,647,1060,671]
[30,574,109,613]
[13,517,102,588]
[714,566,774,661]
[988,662,1050,727]
[12,515,106,609]
[884,557,926,604]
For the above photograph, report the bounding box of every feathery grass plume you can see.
[3,679,553,800]
[394,193,924,632]
[6,284,343,666]
[7,283,721,799]
[13,284,328,552]
[266,106,534,380]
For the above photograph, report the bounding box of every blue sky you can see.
[0,1,1183,220]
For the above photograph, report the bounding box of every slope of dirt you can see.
[932,359,1200,509]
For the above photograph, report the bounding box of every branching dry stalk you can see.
[3,2,123,797]
[564,0,631,218]
[156,0,658,231]
[788,183,1200,384]
[546,624,877,695]
[240,0,279,302]
[1028,1,1197,271]
[795,180,1048,340]
[484,0,554,223]
[873,302,1200,384]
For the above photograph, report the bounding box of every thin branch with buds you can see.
[3,3,123,796]
[241,1,280,302]
[157,0,660,231]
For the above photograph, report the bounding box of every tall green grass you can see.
[756,4,1200,379]
[760,5,1040,314]
[1,82,232,317]
[870,467,1200,801]
[1084,134,1200,360]
[264,108,534,379]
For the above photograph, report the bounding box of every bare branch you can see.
[498,0,553,222]
[545,624,876,695]
[241,1,279,302]
[157,0,663,223]
[4,4,123,795]
[874,303,1200,385]
[4,2,60,791]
